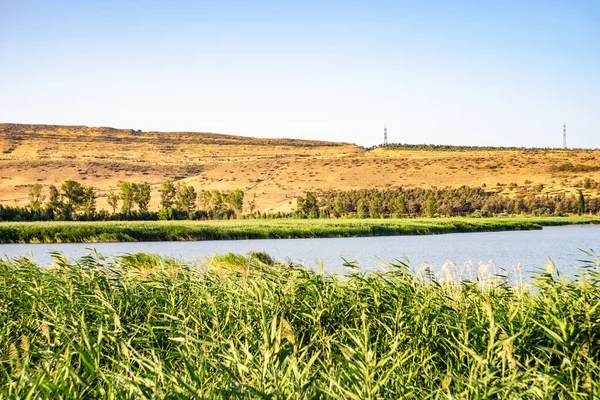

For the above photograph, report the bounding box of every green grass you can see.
[1,251,599,398]
[0,216,599,244]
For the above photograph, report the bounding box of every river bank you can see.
[1,216,599,244]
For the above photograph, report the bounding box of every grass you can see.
[1,251,599,398]
[550,162,600,172]
[0,216,600,244]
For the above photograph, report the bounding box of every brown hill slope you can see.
[1,123,599,212]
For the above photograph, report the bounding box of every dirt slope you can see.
[1,123,599,212]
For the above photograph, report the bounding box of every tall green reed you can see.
[1,251,599,398]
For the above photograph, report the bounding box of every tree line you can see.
[2,180,598,222]
[295,186,598,218]
[370,143,598,152]
[0,180,245,222]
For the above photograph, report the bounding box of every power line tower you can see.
[383,125,388,147]
[563,123,567,149]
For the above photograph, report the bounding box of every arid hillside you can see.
[1,123,599,212]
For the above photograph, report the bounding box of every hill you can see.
[1,123,599,213]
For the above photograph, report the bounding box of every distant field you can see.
[1,123,600,214]
[1,216,599,243]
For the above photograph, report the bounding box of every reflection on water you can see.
[0,225,598,277]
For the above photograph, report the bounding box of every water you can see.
[1,225,598,277]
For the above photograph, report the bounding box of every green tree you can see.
[83,187,96,216]
[209,190,225,217]
[393,195,407,218]
[118,181,134,214]
[333,198,345,217]
[425,196,438,218]
[357,199,369,218]
[47,185,66,220]
[227,189,245,214]
[296,196,305,215]
[303,192,319,217]
[158,207,174,221]
[48,185,61,208]
[578,190,585,216]
[160,180,176,209]
[61,180,86,211]
[28,183,45,210]
[369,197,383,218]
[198,190,212,211]
[176,183,197,218]
[248,193,257,215]
[134,182,151,211]
[107,187,119,214]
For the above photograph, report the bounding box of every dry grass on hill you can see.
[1,123,599,213]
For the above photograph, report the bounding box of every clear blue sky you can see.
[1,0,599,147]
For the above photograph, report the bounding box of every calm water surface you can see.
[1,225,599,277]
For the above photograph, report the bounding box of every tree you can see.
[82,187,96,216]
[48,185,61,208]
[408,200,421,215]
[302,192,319,217]
[198,190,212,211]
[425,196,438,217]
[333,198,345,217]
[118,181,134,214]
[227,189,245,214]
[133,182,151,211]
[578,190,585,216]
[176,183,197,218]
[248,193,257,215]
[107,187,119,214]
[158,207,174,221]
[369,197,383,218]
[28,184,45,210]
[357,199,369,218]
[209,190,225,217]
[296,196,305,215]
[160,180,176,209]
[512,198,525,215]
[393,194,407,218]
[47,185,66,220]
[61,180,86,211]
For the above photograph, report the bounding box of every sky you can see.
[0,0,599,147]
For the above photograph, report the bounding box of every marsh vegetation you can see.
[1,216,600,244]
[1,251,599,398]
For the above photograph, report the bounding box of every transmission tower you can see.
[563,123,567,149]
[383,125,388,146]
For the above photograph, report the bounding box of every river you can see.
[1,225,598,278]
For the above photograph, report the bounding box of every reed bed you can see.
[1,251,599,398]
[1,216,599,243]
